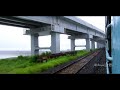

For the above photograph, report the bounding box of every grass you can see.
[0,50,90,74]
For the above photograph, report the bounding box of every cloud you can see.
[77,16,105,32]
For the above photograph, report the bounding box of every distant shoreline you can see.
[0,50,51,54]
[0,51,31,54]
[0,49,71,54]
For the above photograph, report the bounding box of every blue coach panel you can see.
[112,16,120,74]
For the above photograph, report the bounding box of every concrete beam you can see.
[75,45,86,47]
[93,36,105,42]
[51,32,60,54]
[24,26,51,35]
[51,25,65,33]
[31,33,39,55]
[25,25,65,36]
[68,34,93,39]
[94,37,105,41]
[39,47,50,49]
[68,35,88,39]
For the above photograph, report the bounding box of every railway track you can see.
[53,49,102,74]
[77,48,106,74]
[93,48,106,74]
[40,49,104,74]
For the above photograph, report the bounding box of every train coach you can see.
[106,16,120,74]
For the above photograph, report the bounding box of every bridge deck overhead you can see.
[0,16,105,54]
[0,16,105,38]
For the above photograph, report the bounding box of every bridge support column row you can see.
[31,32,60,55]
[30,32,104,55]
[70,36,94,51]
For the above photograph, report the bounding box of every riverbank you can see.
[0,50,89,74]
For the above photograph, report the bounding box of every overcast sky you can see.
[0,16,105,51]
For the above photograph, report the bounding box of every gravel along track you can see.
[54,50,101,74]
[77,48,106,74]
[93,48,106,74]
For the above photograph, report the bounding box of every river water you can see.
[0,51,47,59]
[0,49,83,59]
[0,53,31,59]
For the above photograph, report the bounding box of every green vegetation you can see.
[40,51,51,56]
[0,50,90,74]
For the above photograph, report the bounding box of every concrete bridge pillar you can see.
[71,38,75,51]
[86,38,90,51]
[91,40,95,50]
[97,42,100,48]
[51,32,60,54]
[31,33,39,55]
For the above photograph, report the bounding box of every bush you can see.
[41,52,46,56]
[45,51,51,56]
[30,55,39,63]
[17,55,24,60]
[40,51,51,57]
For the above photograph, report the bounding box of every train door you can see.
[105,16,112,74]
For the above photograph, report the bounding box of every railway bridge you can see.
[0,16,105,55]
